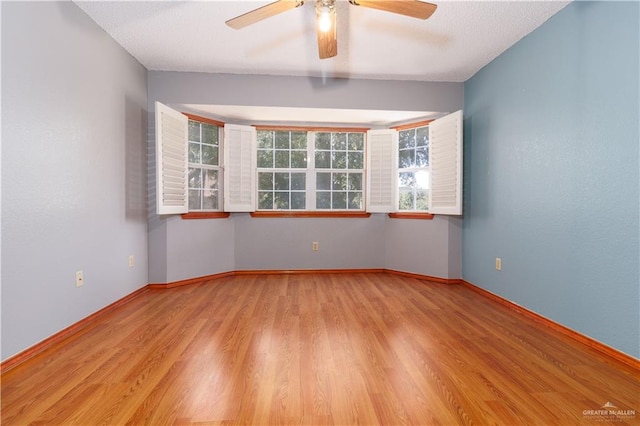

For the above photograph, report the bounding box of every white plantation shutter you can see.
[155,102,188,215]
[366,129,398,213]
[429,110,463,215]
[224,124,256,211]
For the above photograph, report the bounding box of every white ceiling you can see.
[75,0,571,83]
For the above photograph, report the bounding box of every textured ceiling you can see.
[75,0,571,83]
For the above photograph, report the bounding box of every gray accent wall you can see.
[1,2,149,360]
[148,71,464,283]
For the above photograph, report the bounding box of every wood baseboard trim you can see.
[0,286,149,374]
[234,268,387,275]
[385,269,462,285]
[148,271,235,289]
[460,280,640,371]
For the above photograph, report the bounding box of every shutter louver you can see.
[155,102,188,215]
[366,129,398,213]
[224,124,256,212]
[429,110,463,215]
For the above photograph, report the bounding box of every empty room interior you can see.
[1,0,639,425]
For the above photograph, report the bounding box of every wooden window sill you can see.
[388,213,435,220]
[250,211,371,218]
[181,212,231,220]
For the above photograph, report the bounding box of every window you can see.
[187,116,223,211]
[398,125,429,211]
[156,102,463,217]
[257,130,308,210]
[256,129,366,211]
[315,132,364,210]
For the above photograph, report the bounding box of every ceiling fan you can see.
[226,0,437,60]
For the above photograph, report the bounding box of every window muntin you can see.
[256,129,365,211]
[188,119,222,211]
[398,126,429,211]
[257,130,308,210]
[315,132,364,210]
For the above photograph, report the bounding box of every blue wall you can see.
[463,1,639,358]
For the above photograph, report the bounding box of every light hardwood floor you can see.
[2,273,639,425]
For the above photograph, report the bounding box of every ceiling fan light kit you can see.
[226,0,437,60]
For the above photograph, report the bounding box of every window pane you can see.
[258,172,273,190]
[188,121,200,142]
[275,132,290,149]
[202,124,218,145]
[258,131,273,149]
[399,149,415,169]
[416,126,429,147]
[399,189,413,210]
[291,132,307,149]
[189,189,202,210]
[204,169,218,189]
[189,167,202,188]
[348,152,363,169]
[348,133,364,151]
[202,145,218,166]
[274,173,289,190]
[415,170,429,190]
[416,147,428,167]
[291,173,306,190]
[332,173,347,190]
[316,172,331,190]
[332,192,347,209]
[348,173,363,190]
[274,192,289,209]
[331,151,347,169]
[291,192,306,210]
[291,151,307,168]
[416,190,429,211]
[257,150,273,168]
[399,129,414,149]
[315,151,330,169]
[189,142,201,164]
[316,192,331,209]
[275,150,290,168]
[203,169,219,190]
[203,189,218,210]
[332,133,347,150]
[348,192,363,209]
[316,132,331,150]
[399,171,416,189]
[258,191,273,209]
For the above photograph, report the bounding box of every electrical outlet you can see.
[129,255,135,268]
[312,242,319,251]
[495,258,502,271]
[76,270,84,287]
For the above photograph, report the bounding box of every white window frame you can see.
[367,110,463,216]
[397,124,430,212]
[187,117,223,212]
[255,129,366,212]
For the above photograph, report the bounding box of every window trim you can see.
[182,212,230,220]
[186,114,224,213]
[256,127,367,212]
[397,122,431,214]
[388,212,434,220]
[251,211,371,218]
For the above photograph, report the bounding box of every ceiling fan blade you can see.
[317,7,337,59]
[226,0,304,30]
[349,0,437,20]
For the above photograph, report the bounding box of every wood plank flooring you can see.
[2,273,639,425]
